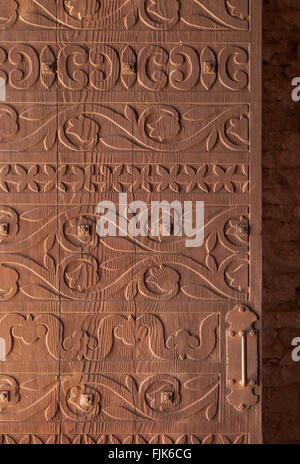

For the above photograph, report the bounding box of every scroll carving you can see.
[0,373,220,423]
[0,103,249,153]
[0,44,249,93]
[0,205,249,301]
[0,313,219,362]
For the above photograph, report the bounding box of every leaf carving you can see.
[206,399,218,422]
[206,232,217,253]
[45,402,58,422]
[102,406,135,421]
[205,255,218,273]
[124,104,138,123]
[20,107,55,121]
[43,130,57,151]
[21,376,57,391]
[20,285,58,300]
[125,280,138,301]
[125,375,138,396]
[20,207,56,222]
[124,8,138,29]
[206,128,218,151]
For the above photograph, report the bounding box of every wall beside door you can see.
[263,0,300,444]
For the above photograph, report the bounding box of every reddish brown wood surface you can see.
[0,0,261,444]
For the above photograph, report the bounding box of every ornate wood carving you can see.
[0,0,261,444]
[0,1,250,32]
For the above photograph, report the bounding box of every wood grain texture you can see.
[0,0,262,443]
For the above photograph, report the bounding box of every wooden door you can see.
[0,0,261,444]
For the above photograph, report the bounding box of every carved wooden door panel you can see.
[0,0,261,445]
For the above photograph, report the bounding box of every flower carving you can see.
[65,114,100,150]
[64,0,100,21]
[225,216,249,245]
[144,375,181,413]
[156,165,180,193]
[212,165,238,193]
[145,108,181,143]
[146,0,178,19]
[166,330,199,360]
[143,0,180,27]
[66,384,100,419]
[226,0,248,20]
[226,114,249,146]
[145,265,180,297]
[122,165,151,193]
[13,165,41,193]
[64,215,97,249]
[0,376,19,412]
[184,165,209,193]
[65,259,100,292]
[0,206,18,243]
[0,222,8,238]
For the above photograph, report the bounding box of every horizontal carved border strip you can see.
[0,43,249,93]
[0,205,249,302]
[0,0,250,32]
[0,103,249,153]
[0,163,249,194]
[0,433,249,444]
[0,372,220,423]
[0,312,219,362]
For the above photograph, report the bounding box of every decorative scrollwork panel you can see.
[0,1,250,32]
[0,43,249,95]
[0,0,261,444]
[0,103,249,153]
[0,312,219,363]
[0,373,220,424]
[0,204,249,302]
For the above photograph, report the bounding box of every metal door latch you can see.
[226,305,259,411]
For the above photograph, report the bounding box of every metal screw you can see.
[239,403,246,410]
